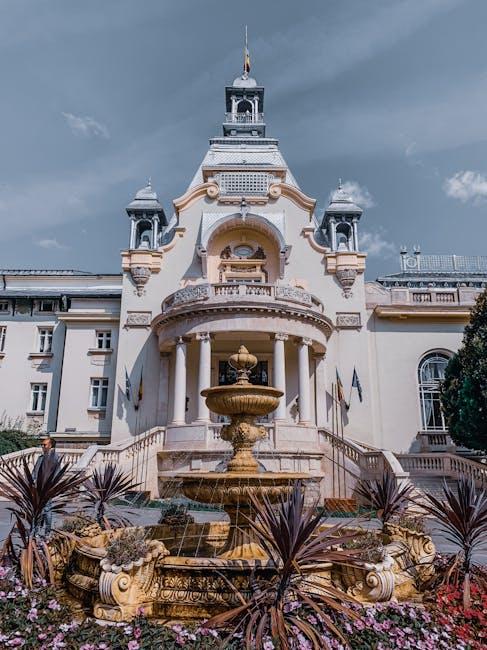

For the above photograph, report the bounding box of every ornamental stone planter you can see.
[384,523,436,584]
[94,539,169,622]
[336,552,395,602]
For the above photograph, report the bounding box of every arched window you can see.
[237,99,253,114]
[418,352,450,430]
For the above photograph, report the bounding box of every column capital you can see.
[299,337,313,347]
[175,336,188,345]
[274,332,289,342]
[196,331,211,342]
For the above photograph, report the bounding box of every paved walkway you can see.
[1,501,485,564]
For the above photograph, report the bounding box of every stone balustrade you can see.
[396,452,487,489]
[162,283,324,314]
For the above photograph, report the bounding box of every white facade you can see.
[0,70,485,490]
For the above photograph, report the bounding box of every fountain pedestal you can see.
[175,346,309,560]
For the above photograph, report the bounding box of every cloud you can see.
[443,170,487,203]
[360,230,396,259]
[337,181,375,209]
[36,238,68,250]
[62,112,110,139]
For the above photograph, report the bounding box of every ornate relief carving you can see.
[171,284,211,307]
[94,539,169,621]
[336,268,357,298]
[130,266,151,296]
[275,285,312,306]
[336,312,361,329]
[337,553,395,602]
[125,311,152,328]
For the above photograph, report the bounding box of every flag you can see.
[336,368,348,409]
[125,368,132,402]
[243,25,251,76]
[135,367,143,411]
[352,367,363,403]
[244,49,251,75]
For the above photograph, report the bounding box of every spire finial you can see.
[243,25,251,79]
[338,177,342,189]
[147,176,152,188]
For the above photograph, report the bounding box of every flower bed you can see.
[0,567,481,649]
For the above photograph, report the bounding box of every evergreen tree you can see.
[441,289,487,451]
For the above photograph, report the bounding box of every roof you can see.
[0,269,119,276]
[325,185,362,215]
[126,181,164,213]
[377,253,487,288]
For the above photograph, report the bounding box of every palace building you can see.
[1,66,486,495]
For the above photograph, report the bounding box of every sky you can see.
[1,0,487,279]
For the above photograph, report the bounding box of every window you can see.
[218,360,268,386]
[38,328,53,353]
[39,300,55,313]
[0,301,9,312]
[234,244,254,258]
[90,378,109,409]
[31,383,47,413]
[96,330,112,349]
[0,326,6,352]
[418,353,450,430]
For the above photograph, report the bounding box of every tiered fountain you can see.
[177,345,308,560]
[61,345,435,621]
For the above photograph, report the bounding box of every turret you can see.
[322,181,363,252]
[126,180,167,250]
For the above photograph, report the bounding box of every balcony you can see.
[161,282,324,315]
[224,112,264,124]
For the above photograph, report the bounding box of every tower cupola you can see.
[222,31,265,138]
[322,181,363,252]
[126,180,167,250]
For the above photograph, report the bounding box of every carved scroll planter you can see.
[337,553,395,602]
[94,540,169,622]
[384,523,436,584]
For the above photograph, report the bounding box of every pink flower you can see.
[27,607,38,621]
[48,599,61,611]
[127,642,140,650]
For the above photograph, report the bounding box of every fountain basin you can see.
[178,471,308,505]
[201,384,283,416]
[177,471,309,560]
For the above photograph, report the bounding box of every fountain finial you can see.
[228,345,257,384]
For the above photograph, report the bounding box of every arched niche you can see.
[205,217,282,285]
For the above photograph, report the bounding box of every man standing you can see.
[32,437,60,535]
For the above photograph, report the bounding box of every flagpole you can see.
[331,383,336,499]
[340,396,346,499]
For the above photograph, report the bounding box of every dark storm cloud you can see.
[0,0,483,278]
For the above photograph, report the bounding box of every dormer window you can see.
[39,300,55,313]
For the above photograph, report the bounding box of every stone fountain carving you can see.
[180,345,308,559]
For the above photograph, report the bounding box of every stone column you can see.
[196,332,211,422]
[172,337,187,425]
[298,338,312,424]
[129,218,136,249]
[273,333,288,420]
[153,217,159,249]
[352,218,359,251]
[329,218,337,251]
[314,352,327,427]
